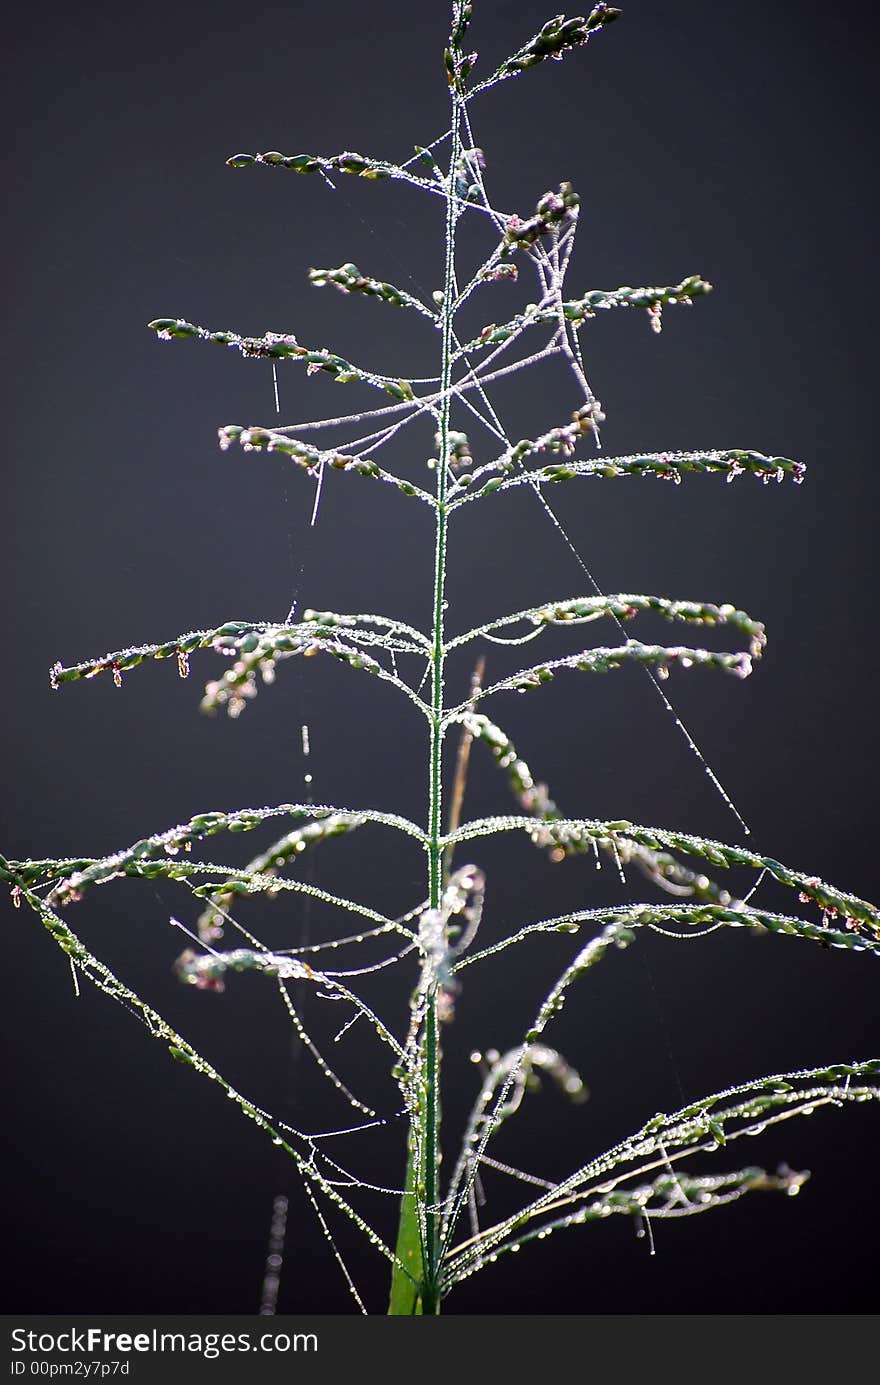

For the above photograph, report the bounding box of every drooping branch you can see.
[455,903,880,985]
[443,640,756,719]
[470,6,622,94]
[8,879,411,1285]
[149,317,431,412]
[226,147,432,190]
[447,593,766,657]
[454,274,712,356]
[175,948,406,1059]
[440,919,635,1247]
[442,1060,880,1284]
[442,1042,587,1235]
[449,448,806,506]
[443,899,879,1260]
[49,618,432,719]
[309,263,437,321]
[450,709,737,901]
[217,425,436,505]
[446,1164,806,1289]
[1,803,425,900]
[447,816,880,938]
[195,813,367,941]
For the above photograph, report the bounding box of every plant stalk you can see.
[389,77,463,1317]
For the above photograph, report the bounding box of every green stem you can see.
[388,76,462,1317]
[424,79,462,1318]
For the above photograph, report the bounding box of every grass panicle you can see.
[6,1,876,1315]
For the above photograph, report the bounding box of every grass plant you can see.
[4,3,877,1315]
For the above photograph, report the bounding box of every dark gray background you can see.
[3,0,878,1314]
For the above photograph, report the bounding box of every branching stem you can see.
[419,81,464,1320]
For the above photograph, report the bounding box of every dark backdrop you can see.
[3,0,879,1315]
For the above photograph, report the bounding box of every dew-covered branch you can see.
[448,710,739,901]
[50,616,424,691]
[226,147,435,192]
[443,1060,880,1284]
[443,640,757,719]
[454,902,880,981]
[447,593,766,657]
[468,6,621,96]
[309,263,437,322]
[442,1042,587,1238]
[441,919,635,1247]
[195,813,367,941]
[175,948,405,1059]
[8,879,409,1284]
[446,816,880,938]
[149,316,434,418]
[449,448,806,507]
[40,860,406,933]
[454,274,711,357]
[49,617,432,720]
[217,425,436,505]
[446,1165,805,1286]
[3,803,425,905]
